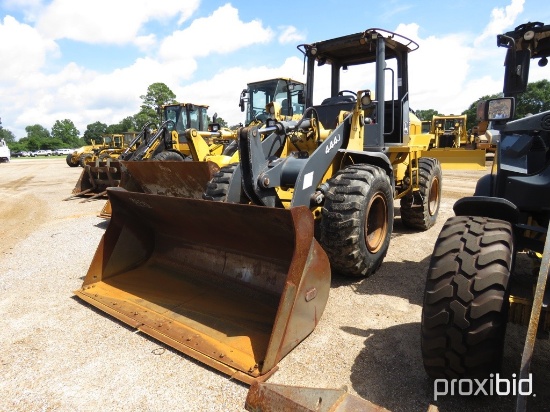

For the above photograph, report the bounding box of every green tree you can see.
[515,79,550,118]
[41,138,65,150]
[211,116,228,128]
[118,116,137,132]
[105,117,136,134]
[134,109,158,130]
[414,109,441,121]
[83,121,108,144]
[19,136,42,151]
[51,119,81,147]
[137,82,178,126]
[0,127,16,145]
[25,124,51,140]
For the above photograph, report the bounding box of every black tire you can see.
[203,163,247,203]
[421,216,513,379]
[152,151,184,161]
[99,153,113,161]
[319,164,394,277]
[79,153,93,167]
[66,153,78,167]
[400,157,442,230]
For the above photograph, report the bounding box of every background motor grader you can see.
[74,28,442,384]
[420,21,550,411]
[65,138,109,167]
[423,114,486,170]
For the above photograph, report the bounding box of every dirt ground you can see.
[1,157,549,412]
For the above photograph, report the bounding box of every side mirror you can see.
[477,98,515,122]
[239,89,247,112]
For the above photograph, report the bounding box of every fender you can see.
[453,196,519,224]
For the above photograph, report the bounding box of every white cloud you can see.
[0,3,277,137]
[35,0,200,46]
[0,15,59,79]
[475,0,525,46]
[158,4,274,61]
[395,23,505,114]
[278,26,306,44]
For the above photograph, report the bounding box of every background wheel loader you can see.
[67,103,212,203]
[422,114,487,170]
[419,21,550,411]
[74,28,442,384]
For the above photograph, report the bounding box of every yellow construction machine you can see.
[65,139,109,167]
[67,103,211,203]
[240,77,306,124]
[423,114,486,170]
[74,28,442,383]
[79,134,127,164]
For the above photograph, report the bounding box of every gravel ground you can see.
[1,157,549,412]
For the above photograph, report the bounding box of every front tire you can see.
[152,151,184,161]
[79,153,93,167]
[203,163,247,203]
[66,154,78,167]
[319,164,394,277]
[421,216,513,379]
[400,157,442,230]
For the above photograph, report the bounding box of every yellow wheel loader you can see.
[64,127,151,202]
[239,78,306,125]
[423,114,487,170]
[74,28,442,383]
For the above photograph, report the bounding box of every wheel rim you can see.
[428,176,440,216]
[364,193,388,253]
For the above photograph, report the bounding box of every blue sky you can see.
[0,0,549,139]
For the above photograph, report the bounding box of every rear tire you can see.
[400,157,442,230]
[319,164,393,277]
[421,216,513,379]
[152,151,184,161]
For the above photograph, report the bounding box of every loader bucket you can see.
[69,160,122,198]
[97,160,219,219]
[75,188,331,384]
[422,148,486,170]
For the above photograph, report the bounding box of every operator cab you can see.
[163,103,209,142]
[298,28,419,148]
[239,78,305,125]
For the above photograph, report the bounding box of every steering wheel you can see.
[337,90,357,97]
